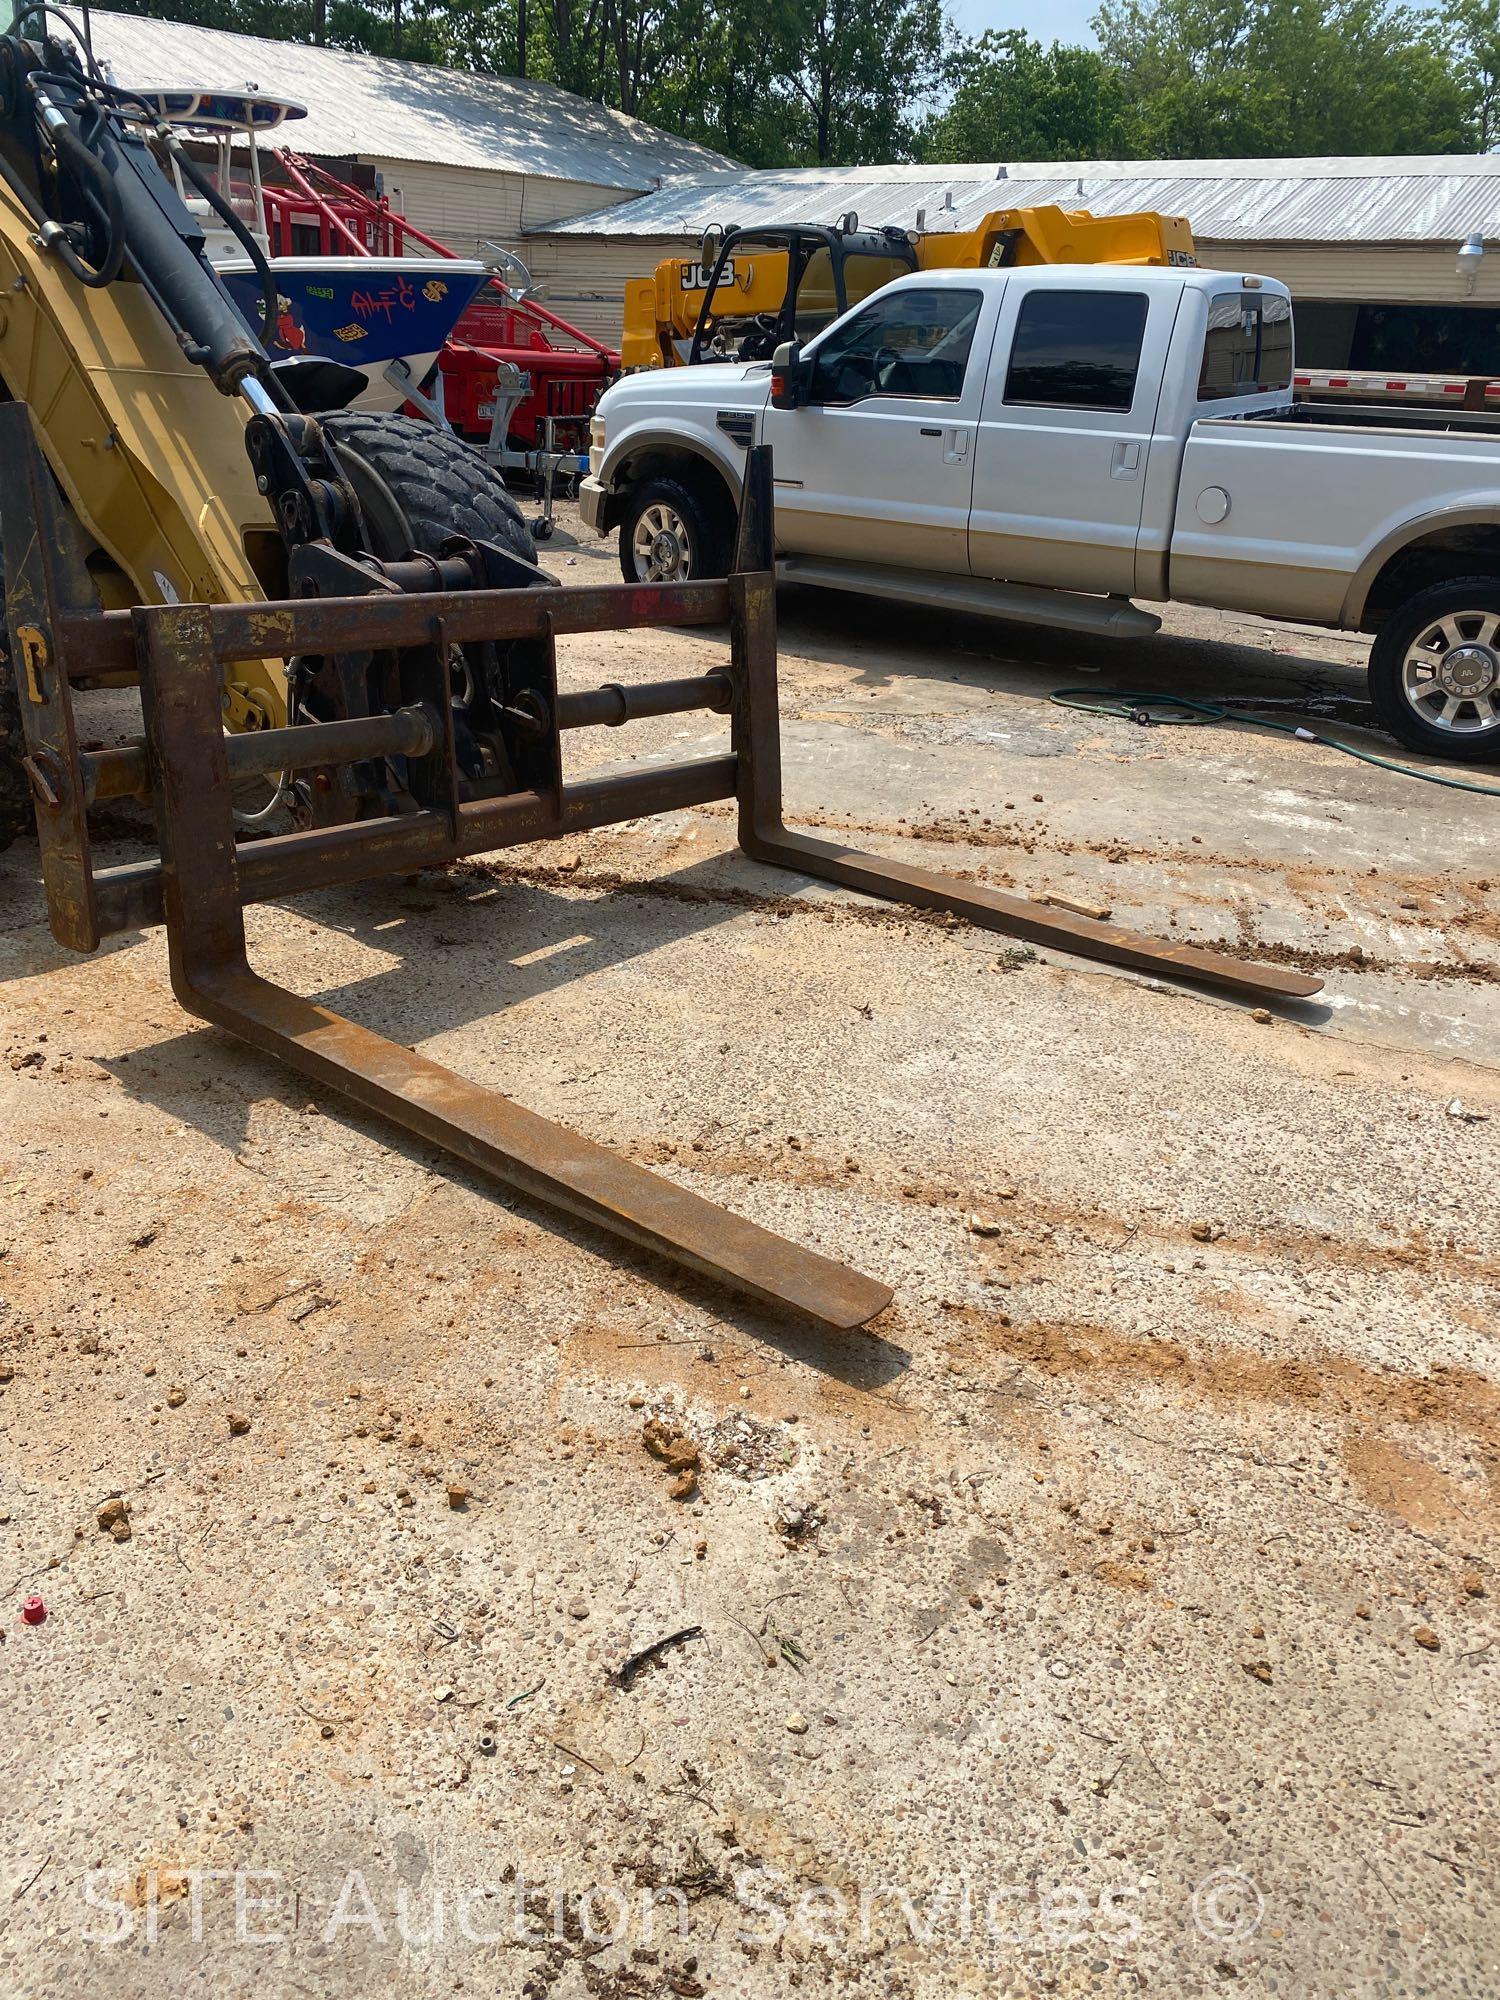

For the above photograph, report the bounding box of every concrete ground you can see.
[0,501,1495,1998]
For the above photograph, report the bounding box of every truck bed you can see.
[1170,404,1500,625]
[1248,400,1500,438]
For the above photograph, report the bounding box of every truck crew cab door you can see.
[760,277,1000,573]
[968,278,1177,595]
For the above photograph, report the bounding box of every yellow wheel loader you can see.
[0,9,539,849]
[621,203,1197,370]
[0,18,1313,1329]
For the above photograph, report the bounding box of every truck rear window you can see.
[1199,290,1292,399]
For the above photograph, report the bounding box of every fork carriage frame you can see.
[3,416,1321,1330]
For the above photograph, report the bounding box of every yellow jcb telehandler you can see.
[621,203,1197,370]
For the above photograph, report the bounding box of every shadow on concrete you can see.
[772,581,1460,766]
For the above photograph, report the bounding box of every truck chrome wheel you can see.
[1402,612,1500,734]
[631,503,692,582]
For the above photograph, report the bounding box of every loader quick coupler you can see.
[3,423,1322,1331]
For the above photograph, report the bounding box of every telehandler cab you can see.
[621,204,1197,370]
[0,19,1316,1326]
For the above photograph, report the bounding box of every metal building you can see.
[73,16,1500,366]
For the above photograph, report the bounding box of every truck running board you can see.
[4,421,1320,1332]
[776,555,1163,638]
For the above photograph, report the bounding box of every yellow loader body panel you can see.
[0,173,287,725]
[623,251,799,370]
[916,203,1197,273]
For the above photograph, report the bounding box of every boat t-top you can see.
[135,82,488,408]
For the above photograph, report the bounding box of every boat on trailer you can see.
[136,85,488,410]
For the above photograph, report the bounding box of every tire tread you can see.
[617,473,732,584]
[321,411,534,563]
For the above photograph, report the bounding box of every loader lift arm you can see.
[0,22,560,837]
[6,425,1320,1332]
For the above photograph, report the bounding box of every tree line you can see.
[107,0,1500,166]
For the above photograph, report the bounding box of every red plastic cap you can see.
[20,1596,45,1625]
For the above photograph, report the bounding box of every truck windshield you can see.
[1199,290,1293,399]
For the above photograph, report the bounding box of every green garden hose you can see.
[1048,690,1500,798]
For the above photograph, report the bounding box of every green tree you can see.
[105,0,1480,171]
[775,0,950,163]
[1444,0,1500,147]
[103,0,950,163]
[1094,0,1472,156]
[643,0,807,163]
[922,29,1127,162]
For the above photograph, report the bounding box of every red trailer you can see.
[261,173,414,259]
[439,289,617,452]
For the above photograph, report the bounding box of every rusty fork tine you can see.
[745,828,1322,1000]
[133,598,891,1335]
[187,962,893,1333]
[727,447,1322,1006]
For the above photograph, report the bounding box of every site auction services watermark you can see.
[77,1862,1266,1955]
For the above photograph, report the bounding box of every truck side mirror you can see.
[770,340,805,409]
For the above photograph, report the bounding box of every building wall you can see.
[360,158,642,275]
[1197,240,1500,307]
[520,234,693,344]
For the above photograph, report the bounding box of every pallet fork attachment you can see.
[3,415,1321,1331]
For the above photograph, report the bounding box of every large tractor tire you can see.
[320,410,536,568]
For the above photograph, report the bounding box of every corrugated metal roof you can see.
[532,155,1500,243]
[86,10,732,186]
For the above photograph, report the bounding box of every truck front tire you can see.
[1369,577,1500,763]
[618,475,732,585]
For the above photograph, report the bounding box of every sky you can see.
[951,0,1100,44]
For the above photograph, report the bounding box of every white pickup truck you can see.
[581,264,1500,762]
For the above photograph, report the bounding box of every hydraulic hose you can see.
[23,78,124,287]
[46,106,123,286]
[5,4,103,80]
[167,138,276,348]
[1048,688,1500,797]
[25,68,160,123]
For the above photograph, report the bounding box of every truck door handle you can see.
[942,426,971,463]
[1111,441,1141,478]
